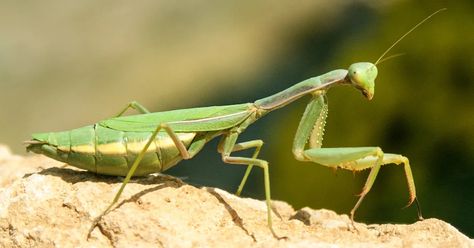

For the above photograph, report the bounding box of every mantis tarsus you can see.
[25,9,445,239]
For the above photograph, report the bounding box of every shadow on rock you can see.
[24,166,187,187]
[206,187,257,242]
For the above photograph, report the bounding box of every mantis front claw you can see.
[290,95,421,223]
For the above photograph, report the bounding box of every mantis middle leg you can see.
[232,140,263,196]
[302,148,421,222]
[218,131,282,238]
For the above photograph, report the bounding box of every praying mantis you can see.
[25,9,445,238]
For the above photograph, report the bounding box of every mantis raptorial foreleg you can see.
[292,94,422,224]
[218,132,282,238]
[304,148,420,221]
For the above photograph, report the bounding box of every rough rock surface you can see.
[0,145,473,248]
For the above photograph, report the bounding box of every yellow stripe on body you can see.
[58,146,70,152]
[97,142,127,155]
[69,132,197,155]
[127,132,196,154]
[70,143,127,155]
[71,144,96,154]
[156,132,196,149]
[127,140,157,154]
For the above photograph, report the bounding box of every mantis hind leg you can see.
[219,132,283,239]
[87,123,197,239]
[115,100,151,117]
[303,147,422,223]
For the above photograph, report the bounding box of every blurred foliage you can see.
[1,0,472,237]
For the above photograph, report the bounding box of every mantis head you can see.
[345,9,445,101]
[347,62,377,100]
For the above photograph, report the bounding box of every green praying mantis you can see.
[25,9,445,238]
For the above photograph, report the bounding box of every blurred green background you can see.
[1,0,472,237]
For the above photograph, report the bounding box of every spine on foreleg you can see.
[292,93,328,160]
[308,95,328,149]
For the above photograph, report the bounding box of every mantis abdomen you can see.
[27,124,197,176]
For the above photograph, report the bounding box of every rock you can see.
[0,147,473,248]
[0,145,62,188]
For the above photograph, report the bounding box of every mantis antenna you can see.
[375,8,447,65]
[376,52,405,65]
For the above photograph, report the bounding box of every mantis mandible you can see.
[25,9,445,238]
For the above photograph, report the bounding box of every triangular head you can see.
[347,62,378,100]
